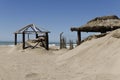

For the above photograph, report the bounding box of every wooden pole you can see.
[77,31,81,45]
[14,33,17,45]
[22,32,25,49]
[45,33,49,50]
[36,33,38,38]
[60,32,63,49]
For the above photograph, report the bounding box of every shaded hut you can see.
[14,24,50,50]
[71,15,120,45]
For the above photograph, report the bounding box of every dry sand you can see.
[1,29,120,80]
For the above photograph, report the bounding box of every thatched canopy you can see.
[71,15,120,32]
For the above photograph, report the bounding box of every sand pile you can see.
[1,29,120,80]
[56,29,120,80]
[0,44,70,80]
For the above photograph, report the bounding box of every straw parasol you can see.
[71,15,120,45]
[71,15,120,33]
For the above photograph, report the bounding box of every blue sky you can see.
[0,0,120,42]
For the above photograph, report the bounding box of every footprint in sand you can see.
[25,73,40,80]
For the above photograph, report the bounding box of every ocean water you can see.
[0,41,60,46]
[0,41,14,46]
[0,41,77,48]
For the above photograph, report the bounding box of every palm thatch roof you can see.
[71,15,120,32]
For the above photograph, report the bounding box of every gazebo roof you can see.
[71,15,120,32]
[15,24,50,34]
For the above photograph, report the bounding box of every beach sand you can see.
[1,29,120,80]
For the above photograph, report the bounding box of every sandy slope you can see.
[1,29,120,80]
[57,29,120,80]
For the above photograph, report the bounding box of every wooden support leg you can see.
[36,33,38,38]
[77,31,81,45]
[14,33,17,45]
[22,32,25,49]
[45,33,49,50]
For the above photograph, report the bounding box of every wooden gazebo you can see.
[14,24,50,50]
[71,15,120,45]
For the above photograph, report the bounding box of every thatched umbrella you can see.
[71,15,120,45]
[71,15,120,32]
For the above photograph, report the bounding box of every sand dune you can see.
[0,29,120,80]
[56,29,120,80]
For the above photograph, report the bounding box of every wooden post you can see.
[22,32,25,49]
[36,33,38,38]
[77,31,81,45]
[14,33,17,45]
[45,33,49,50]
[60,32,63,49]
[69,40,73,50]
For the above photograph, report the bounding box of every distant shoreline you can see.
[0,41,77,49]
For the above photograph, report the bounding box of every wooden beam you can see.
[14,33,17,45]
[15,24,33,33]
[77,31,81,45]
[22,32,25,49]
[71,27,79,31]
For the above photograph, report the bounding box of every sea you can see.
[0,41,58,46]
[0,41,15,46]
[0,41,77,48]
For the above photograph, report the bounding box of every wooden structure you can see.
[14,24,50,50]
[60,32,67,49]
[71,15,120,45]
